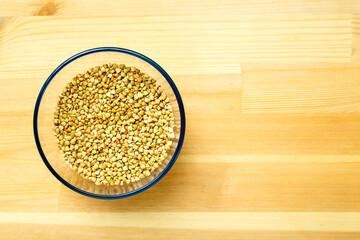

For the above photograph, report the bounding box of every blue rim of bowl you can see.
[33,47,186,199]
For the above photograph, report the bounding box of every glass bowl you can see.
[33,47,185,199]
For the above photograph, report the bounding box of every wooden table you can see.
[1,1,360,239]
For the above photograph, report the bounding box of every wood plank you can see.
[0,15,352,72]
[0,0,359,16]
[242,63,360,113]
[182,113,360,155]
[181,155,360,163]
[2,212,360,232]
[57,163,360,212]
[1,224,360,240]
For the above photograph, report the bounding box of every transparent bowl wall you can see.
[34,48,185,199]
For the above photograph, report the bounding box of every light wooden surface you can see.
[1,0,360,239]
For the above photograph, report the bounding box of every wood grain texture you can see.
[2,212,360,231]
[1,0,360,239]
[242,63,360,113]
[55,163,360,212]
[0,0,359,16]
[0,14,353,71]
